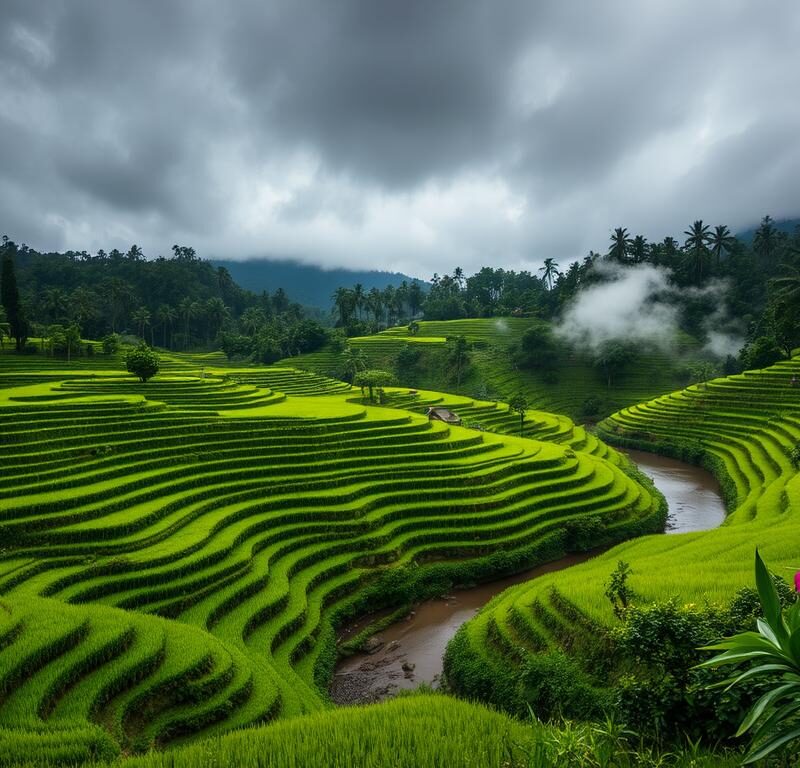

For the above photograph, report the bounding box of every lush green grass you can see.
[0,693,742,768]
[0,350,664,765]
[445,354,800,722]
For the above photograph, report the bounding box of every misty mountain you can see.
[212,258,426,310]
[735,217,800,243]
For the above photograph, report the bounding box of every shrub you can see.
[102,333,121,354]
[604,560,632,619]
[579,396,603,422]
[125,343,160,382]
[519,651,606,722]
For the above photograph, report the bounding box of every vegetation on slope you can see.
[0,351,664,764]
[445,353,800,749]
[281,317,713,420]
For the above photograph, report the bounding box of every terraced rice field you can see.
[284,318,704,419]
[445,355,800,709]
[0,354,664,764]
[379,318,532,344]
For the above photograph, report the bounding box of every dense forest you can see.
[2,214,799,372]
[332,215,800,370]
[0,239,329,362]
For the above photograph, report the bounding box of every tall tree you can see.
[41,287,69,323]
[131,307,151,341]
[69,286,99,331]
[630,235,648,264]
[609,227,633,263]
[156,304,177,348]
[1,247,27,351]
[341,345,367,383]
[332,287,356,327]
[204,297,228,342]
[447,335,470,387]
[240,306,266,336]
[683,220,712,280]
[366,287,384,323]
[352,283,365,320]
[178,297,197,350]
[538,258,560,291]
[407,282,423,317]
[754,215,779,263]
[661,236,680,267]
[509,394,528,437]
[709,224,735,267]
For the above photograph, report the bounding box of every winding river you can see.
[330,449,727,705]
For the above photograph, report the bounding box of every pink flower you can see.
[795,571,800,593]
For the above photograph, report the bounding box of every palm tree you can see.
[407,282,423,317]
[156,304,177,348]
[69,286,99,330]
[240,307,266,336]
[538,258,560,291]
[42,287,69,323]
[332,287,356,327]
[771,253,800,304]
[662,236,679,267]
[453,267,465,289]
[395,281,410,320]
[341,345,367,383]
[683,220,712,280]
[609,227,633,263]
[709,224,735,266]
[352,284,365,321]
[631,235,648,264]
[366,288,383,323]
[754,215,779,263]
[382,286,396,325]
[103,278,135,333]
[178,297,198,350]
[204,297,228,343]
[131,307,151,341]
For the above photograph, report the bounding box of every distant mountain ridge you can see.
[212,258,426,310]
[735,217,800,243]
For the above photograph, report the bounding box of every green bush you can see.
[102,333,121,354]
[125,344,160,382]
[519,650,606,721]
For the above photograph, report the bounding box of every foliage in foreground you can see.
[0,695,743,768]
[700,550,800,763]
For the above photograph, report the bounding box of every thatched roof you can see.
[427,407,461,425]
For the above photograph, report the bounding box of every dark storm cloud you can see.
[1,1,799,275]
[222,0,534,186]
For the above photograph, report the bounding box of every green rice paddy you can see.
[283,318,706,419]
[0,349,664,764]
[446,355,800,712]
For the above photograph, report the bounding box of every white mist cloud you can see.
[704,330,743,358]
[554,262,744,358]
[555,263,678,351]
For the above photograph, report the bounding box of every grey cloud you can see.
[223,0,537,186]
[0,1,799,274]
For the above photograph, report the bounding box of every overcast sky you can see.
[2,1,799,278]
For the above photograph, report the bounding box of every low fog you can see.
[555,262,743,357]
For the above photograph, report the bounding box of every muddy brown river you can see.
[330,449,727,704]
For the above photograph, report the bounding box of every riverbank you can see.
[331,449,727,705]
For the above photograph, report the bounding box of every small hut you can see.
[426,407,461,426]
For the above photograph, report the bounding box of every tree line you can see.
[0,237,330,362]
